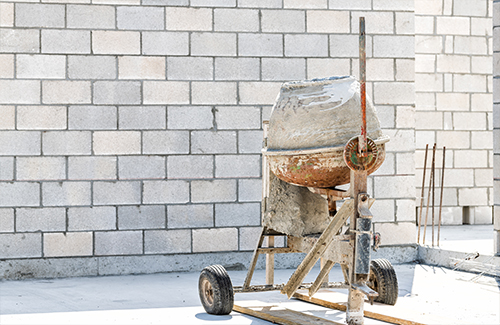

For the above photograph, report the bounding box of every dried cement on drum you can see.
[263,172,330,237]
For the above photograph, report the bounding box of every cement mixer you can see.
[198,18,398,325]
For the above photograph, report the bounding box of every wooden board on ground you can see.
[294,290,457,325]
[233,304,344,325]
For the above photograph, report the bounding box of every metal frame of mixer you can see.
[199,18,397,325]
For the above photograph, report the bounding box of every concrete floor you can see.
[1,225,499,325]
[420,224,495,255]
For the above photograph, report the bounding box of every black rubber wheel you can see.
[367,258,398,305]
[198,265,234,315]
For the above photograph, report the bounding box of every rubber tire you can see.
[198,265,234,315]
[368,259,398,305]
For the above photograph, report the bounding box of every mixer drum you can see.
[265,76,389,188]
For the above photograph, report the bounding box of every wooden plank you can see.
[233,304,344,325]
[243,227,266,290]
[266,236,275,285]
[321,258,329,284]
[281,199,354,298]
[258,247,296,254]
[309,260,335,297]
[234,281,347,293]
[293,293,427,325]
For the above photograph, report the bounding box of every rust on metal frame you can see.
[359,16,367,158]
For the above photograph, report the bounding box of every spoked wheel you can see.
[367,258,398,305]
[198,265,234,315]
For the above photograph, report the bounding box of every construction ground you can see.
[1,225,499,325]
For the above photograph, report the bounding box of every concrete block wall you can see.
[415,0,494,225]
[0,1,416,278]
[494,0,500,254]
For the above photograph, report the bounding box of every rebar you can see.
[423,144,436,245]
[431,144,436,247]
[417,144,429,244]
[437,146,446,246]
[359,17,367,159]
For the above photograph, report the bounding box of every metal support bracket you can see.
[351,283,379,303]
[354,194,373,276]
[357,193,372,219]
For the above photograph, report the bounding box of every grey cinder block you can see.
[93,81,141,105]
[167,155,213,179]
[191,131,237,154]
[16,157,66,181]
[167,57,213,80]
[118,155,166,179]
[0,29,39,53]
[144,229,191,254]
[143,81,190,105]
[215,106,261,130]
[68,156,117,180]
[16,55,66,79]
[0,157,14,181]
[43,131,92,155]
[68,56,117,80]
[238,178,262,202]
[166,7,212,31]
[118,205,166,230]
[67,5,116,29]
[95,231,143,255]
[0,208,14,232]
[143,130,189,154]
[285,34,328,57]
[215,203,261,227]
[167,204,213,228]
[214,8,259,32]
[44,232,93,257]
[15,3,65,28]
[261,58,306,81]
[42,30,91,54]
[261,9,305,33]
[93,181,142,205]
[0,80,40,104]
[92,31,140,55]
[215,155,261,178]
[192,228,238,252]
[42,182,91,207]
[0,131,40,155]
[68,206,116,231]
[93,131,141,155]
[0,182,40,207]
[142,32,189,55]
[0,55,14,79]
[191,82,237,105]
[16,208,66,232]
[191,32,237,56]
[167,106,213,130]
[42,81,91,104]
[17,106,66,130]
[214,58,260,81]
[0,233,41,258]
[238,33,283,57]
[68,106,117,130]
[191,179,237,203]
[143,180,190,204]
[118,106,166,130]
[238,130,263,154]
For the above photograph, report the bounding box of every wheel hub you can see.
[201,278,214,306]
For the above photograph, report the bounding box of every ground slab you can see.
[1,263,498,325]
